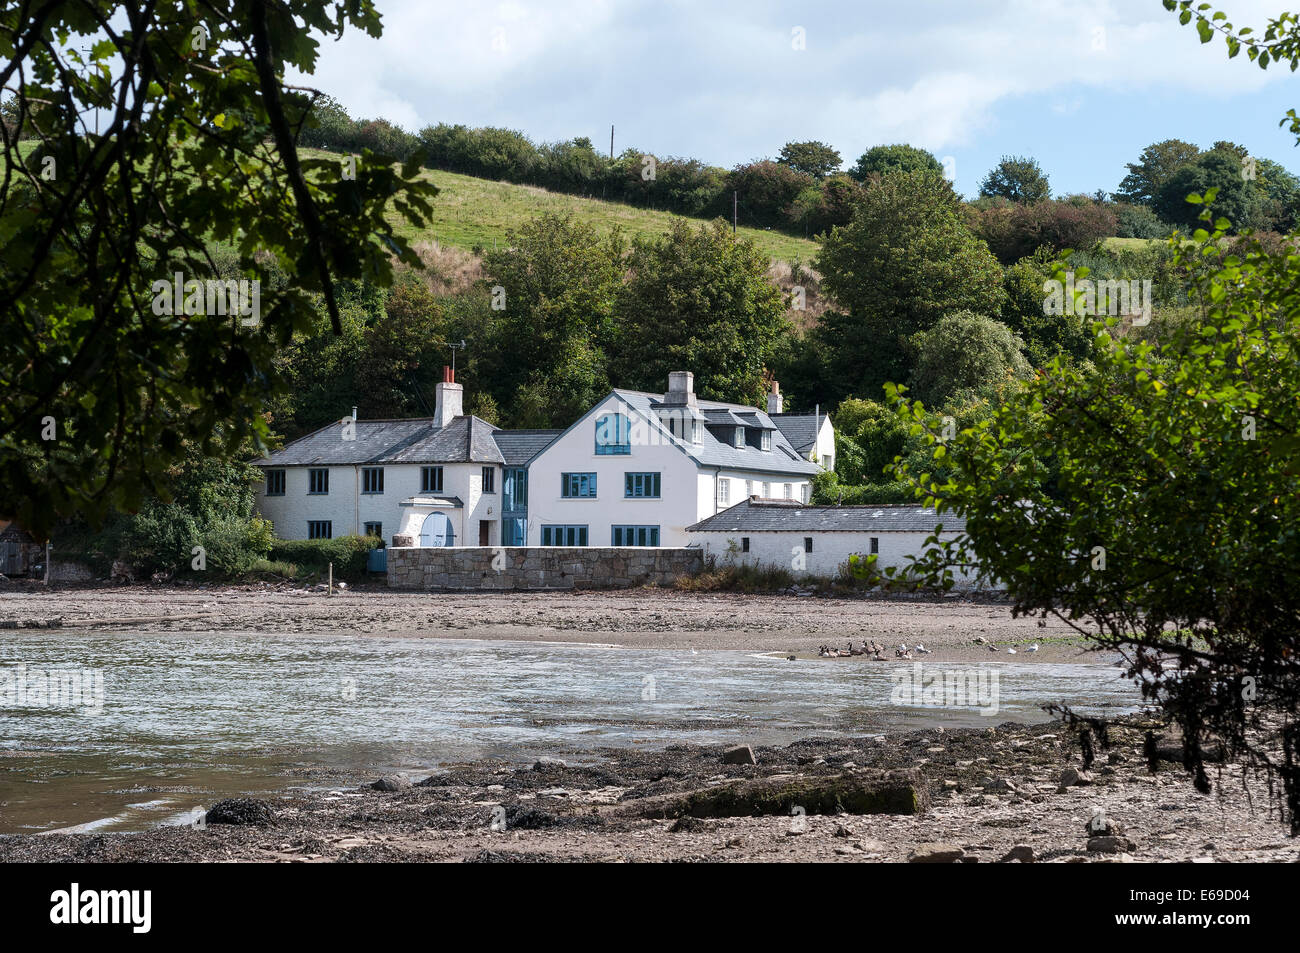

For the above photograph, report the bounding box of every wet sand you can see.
[0,583,1097,662]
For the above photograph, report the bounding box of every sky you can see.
[288,0,1300,198]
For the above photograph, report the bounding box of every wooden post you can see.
[44,541,50,586]
[328,561,333,596]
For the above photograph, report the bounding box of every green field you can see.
[299,149,822,264]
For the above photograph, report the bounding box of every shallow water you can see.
[0,631,1141,833]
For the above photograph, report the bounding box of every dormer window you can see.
[761,430,772,451]
[595,413,632,455]
[691,420,703,445]
[733,426,745,448]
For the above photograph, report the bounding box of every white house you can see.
[767,383,836,472]
[252,369,560,546]
[686,498,978,584]
[253,369,830,549]
[524,372,825,547]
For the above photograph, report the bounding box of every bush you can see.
[268,534,383,581]
[200,515,273,574]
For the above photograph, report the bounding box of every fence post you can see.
[328,561,333,596]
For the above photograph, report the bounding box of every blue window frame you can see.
[624,472,661,498]
[307,520,332,539]
[561,472,598,498]
[362,467,384,494]
[265,469,285,496]
[502,517,526,546]
[308,468,329,494]
[541,525,588,546]
[595,413,631,455]
[503,468,528,510]
[612,525,660,547]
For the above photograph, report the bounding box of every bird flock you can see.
[816,640,1038,660]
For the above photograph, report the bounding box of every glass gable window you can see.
[503,468,528,510]
[624,472,661,498]
[541,525,588,546]
[421,466,443,493]
[308,468,329,494]
[265,469,285,496]
[362,467,384,494]
[612,525,659,547]
[595,413,632,454]
[561,472,598,498]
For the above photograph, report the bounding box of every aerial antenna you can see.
[448,339,467,376]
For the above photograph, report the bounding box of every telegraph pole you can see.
[733,191,737,235]
[610,124,614,159]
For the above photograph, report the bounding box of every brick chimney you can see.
[766,380,782,415]
[434,365,462,428]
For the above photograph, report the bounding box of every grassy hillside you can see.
[299,148,822,264]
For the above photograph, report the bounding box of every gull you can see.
[1025,643,1039,653]
[1007,647,1017,655]
[914,643,931,655]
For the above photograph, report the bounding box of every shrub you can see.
[268,534,383,581]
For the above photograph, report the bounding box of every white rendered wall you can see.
[689,529,974,583]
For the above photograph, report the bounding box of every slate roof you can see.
[255,416,504,466]
[769,413,823,454]
[611,390,822,477]
[686,499,966,533]
[492,429,563,466]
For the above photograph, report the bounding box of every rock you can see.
[834,824,852,838]
[1085,816,1125,837]
[1087,835,1136,854]
[981,777,1014,793]
[1000,844,1035,863]
[1058,767,1093,789]
[1150,731,1226,764]
[908,843,966,863]
[721,745,757,766]
[634,769,930,820]
[371,775,411,792]
[532,758,567,772]
[205,797,276,826]
[667,815,706,833]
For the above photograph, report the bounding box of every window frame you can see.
[308,468,329,495]
[363,521,383,539]
[307,520,333,540]
[265,469,286,496]
[624,472,661,498]
[361,466,384,495]
[612,524,660,547]
[595,413,632,455]
[421,466,444,493]
[561,472,598,498]
[481,466,496,494]
[541,524,589,546]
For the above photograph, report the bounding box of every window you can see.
[744,480,753,498]
[541,525,588,546]
[625,472,661,498]
[503,517,526,546]
[801,484,810,504]
[760,430,772,451]
[804,537,813,553]
[870,537,879,554]
[421,466,444,493]
[612,525,660,546]
[741,537,750,553]
[308,520,332,539]
[733,426,745,448]
[718,478,730,506]
[265,469,285,496]
[482,466,496,493]
[690,420,703,445]
[363,521,383,538]
[562,472,598,498]
[595,413,631,454]
[761,482,770,498]
[362,467,384,494]
[308,468,329,494]
[503,468,528,510]
[784,483,793,499]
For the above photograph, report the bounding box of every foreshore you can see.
[1,719,1294,863]
[0,582,1093,660]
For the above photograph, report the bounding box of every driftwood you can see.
[629,769,929,819]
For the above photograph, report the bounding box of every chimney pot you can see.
[766,381,783,415]
[351,406,358,421]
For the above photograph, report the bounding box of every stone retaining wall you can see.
[387,546,703,590]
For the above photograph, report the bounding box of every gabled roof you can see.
[686,498,966,533]
[492,429,563,466]
[769,413,825,454]
[608,389,822,477]
[254,416,503,467]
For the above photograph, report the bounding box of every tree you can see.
[906,312,1030,407]
[980,155,1051,203]
[776,140,842,179]
[482,213,624,426]
[1115,139,1202,205]
[815,171,1005,400]
[969,197,1118,265]
[848,144,943,182]
[725,160,816,228]
[1000,250,1097,366]
[0,1,437,539]
[612,219,789,405]
[1153,150,1262,230]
